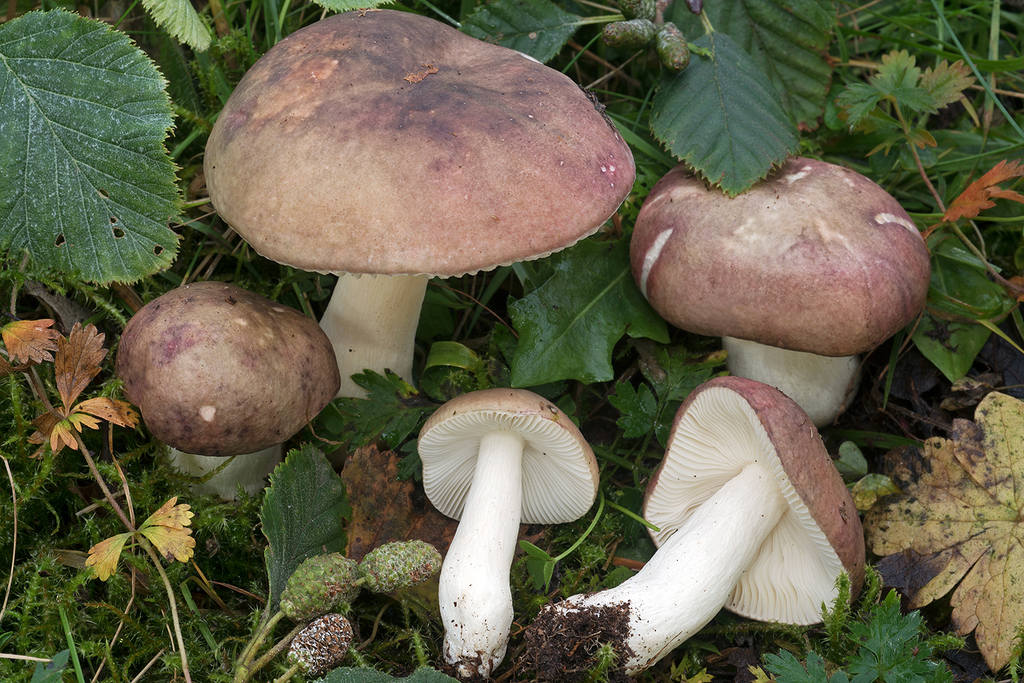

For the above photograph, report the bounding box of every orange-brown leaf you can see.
[85,532,132,581]
[55,323,107,410]
[2,319,60,365]
[74,397,140,429]
[944,159,1024,222]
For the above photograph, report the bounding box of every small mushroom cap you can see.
[631,158,931,357]
[116,282,341,456]
[204,9,635,277]
[644,376,865,624]
[418,388,599,523]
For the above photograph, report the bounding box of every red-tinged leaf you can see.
[944,159,1024,222]
[86,532,133,581]
[920,60,975,109]
[2,319,60,365]
[55,323,107,410]
[74,397,140,429]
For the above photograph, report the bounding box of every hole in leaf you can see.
[98,188,109,198]
[109,215,117,224]
[154,245,164,256]
[55,234,66,247]
[112,226,125,238]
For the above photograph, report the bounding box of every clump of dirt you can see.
[521,599,635,682]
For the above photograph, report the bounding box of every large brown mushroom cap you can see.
[116,282,341,455]
[204,9,635,276]
[644,375,865,623]
[631,158,931,357]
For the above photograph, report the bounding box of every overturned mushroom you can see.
[526,376,864,676]
[204,9,635,396]
[631,158,931,425]
[418,388,599,678]
[116,282,340,497]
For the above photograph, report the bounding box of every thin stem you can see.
[138,536,192,683]
[233,610,288,683]
[242,622,305,682]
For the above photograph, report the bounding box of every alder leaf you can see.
[1,318,59,365]
[943,159,1024,223]
[55,323,107,410]
[85,532,132,581]
[460,0,581,63]
[864,391,1024,671]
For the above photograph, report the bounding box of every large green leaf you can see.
[461,0,581,64]
[670,0,837,130]
[508,238,669,387]
[141,0,211,52]
[322,667,458,682]
[912,312,991,383]
[0,10,181,284]
[650,32,798,195]
[262,445,351,610]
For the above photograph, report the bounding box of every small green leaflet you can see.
[669,0,837,131]
[312,0,395,13]
[651,32,798,196]
[0,10,181,284]
[141,0,211,52]
[262,445,351,610]
[461,0,582,64]
[508,238,669,387]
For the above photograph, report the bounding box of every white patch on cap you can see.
[786,170,809,183]
[200,405,216,422]
[875,212,918,233]
[233,318,248,326]
[639,229,673,297]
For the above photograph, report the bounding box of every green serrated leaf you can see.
[262,445,351,610]
[326,370,436,449]
[650,32,799,195]
[320,666,460,682]
[139,0,211,52]
[608,382,657,439]
[508,238,668,387]
[920,61,974,109]
[763,649,830,683]
[460,0,581,63]
[310,0,395,13]
[0,10,181,284]
[670,0,837,130]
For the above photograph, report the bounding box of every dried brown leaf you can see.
[75,396,139,429]
[55,323,107,410]
[865,392,1024,671]
[2,318,60,365]
[944,159,1024,222]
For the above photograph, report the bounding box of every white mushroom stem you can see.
[552,462,788,673]
[167,445,283,500]
[319,273,430,397]
[439,429,525,678]
[722,337,862,428]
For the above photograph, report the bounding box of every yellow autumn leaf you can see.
[85,532,132,581]
[139,498,196,563]
[865,391,1024,672]
[74,397,139,429]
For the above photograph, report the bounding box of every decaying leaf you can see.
[139,497,196,563]
[864,391,1024,671]
[1,318,60,365]
[943,159,1024,223]
[85,532,132,581]
[341,445,457,562]
[27,322,138,455]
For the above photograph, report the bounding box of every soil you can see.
[522,599,636,683]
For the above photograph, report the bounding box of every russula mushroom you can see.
[116,282,340,498]
[631,158,931,425]
[526,376,864,675]
[203,9,635,397]
[417,388,599,678]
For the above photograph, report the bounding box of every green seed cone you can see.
[619,0,655,21]
[280,553,361,621]
[287,613,353,677]
[358,540,443,593]
[602,19,657,50]
[656,23,690,71]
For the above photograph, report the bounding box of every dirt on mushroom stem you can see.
[523,601,635,683]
